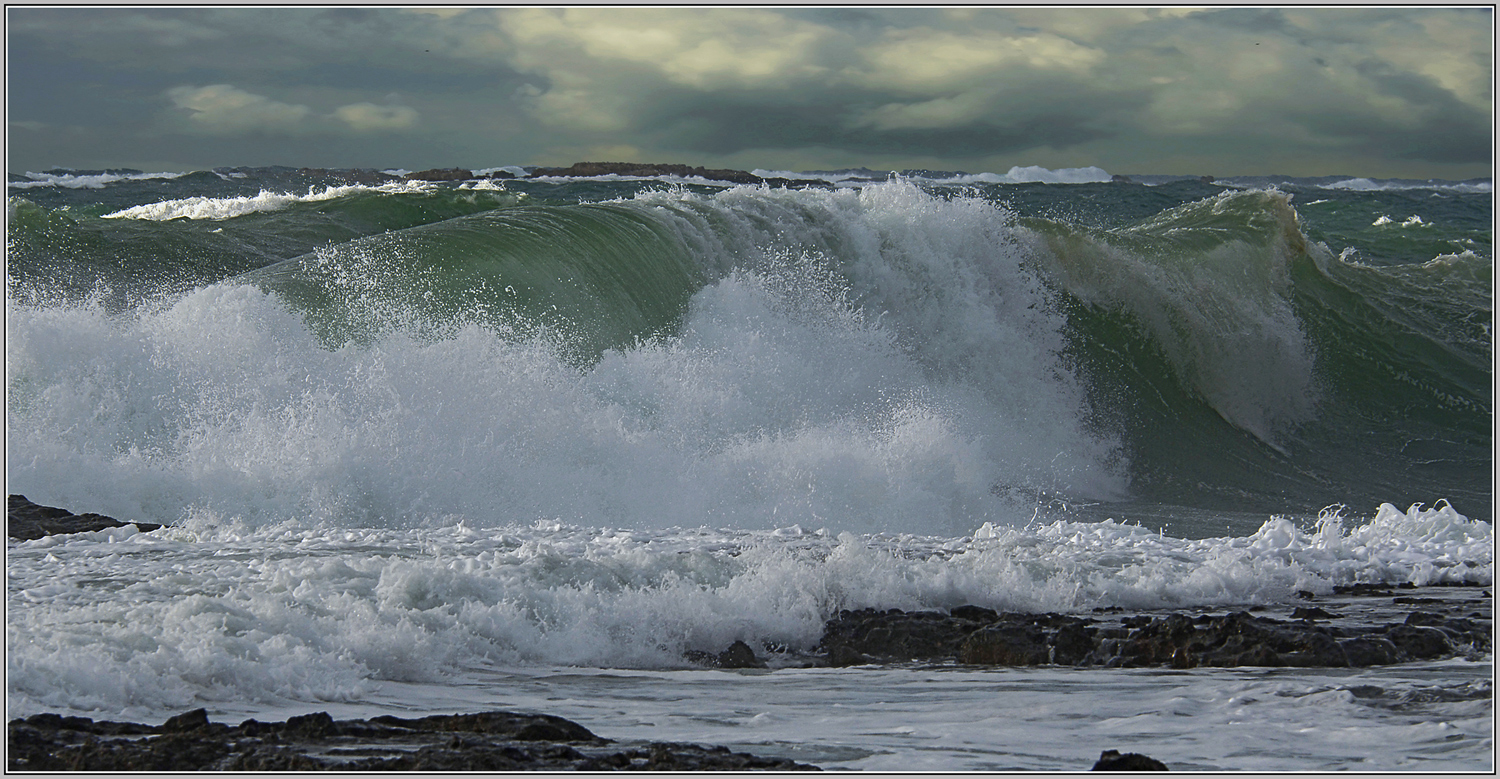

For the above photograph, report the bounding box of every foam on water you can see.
[1323,178,1493,193]
[952,165,1114,185]
[9,170,187,189]
[9,181,1126,536]
[5,504,1489,720]
[99,180,438,221]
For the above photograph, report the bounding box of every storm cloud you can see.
[6,7,1491,178]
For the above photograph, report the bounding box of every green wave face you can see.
[242,204,704,361]
[1024,188,1491,516]
[6,186,530,305]
[7,174,1490,532]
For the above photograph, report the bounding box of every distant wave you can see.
[1321,178,1492,193]
[750,165,1115,185]
[9,170,188,189]
[102,181,438,220]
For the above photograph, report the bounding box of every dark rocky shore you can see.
[8,496,1489,770]
[7,709,817,771]
[809,586,1491,670]
[7,494,161,540]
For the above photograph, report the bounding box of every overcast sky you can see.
[6,6,1493,178]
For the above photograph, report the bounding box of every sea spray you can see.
[10,181,1127,535]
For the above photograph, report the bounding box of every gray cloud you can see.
[5,7,1491,177]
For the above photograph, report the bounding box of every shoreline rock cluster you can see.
[810,594,1490,670]
[7,709,816,772]
[8,496,1489,770]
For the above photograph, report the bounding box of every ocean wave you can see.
[1323,178,1492,193]
[747,165,1116,185]
[4,502,1489,716]
[10,170,188,189]
[101,181,438,221]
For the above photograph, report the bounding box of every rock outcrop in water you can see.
[7,495,161,541]
[1093,749,1169,771]
[404,167,476,182]
[818,588,1491,669]
[7,709,817,771]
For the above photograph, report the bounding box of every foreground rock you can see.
[8,709,817,771]
[1093,749,1169,770]
[7,495,161,541]
[818,585,1491,669]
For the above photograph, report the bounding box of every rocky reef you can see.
[7,495,160,541]
[815,588,1490,670]
[7,709,817,771]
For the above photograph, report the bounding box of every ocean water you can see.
[6,165,1493,770]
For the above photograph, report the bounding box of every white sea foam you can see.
[5,504,1489,720]
[9,170,187,189]
[7,181,1123,538]
[1324,178,1492,193]
[958,165,1114,184]
[1373,214,1429,228]
[473,166,528,179]
[101,181,437,221]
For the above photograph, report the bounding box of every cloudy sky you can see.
[6,6,1492,178]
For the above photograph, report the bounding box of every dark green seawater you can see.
[6,167,1492,537]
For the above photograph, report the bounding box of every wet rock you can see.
[717,640,767,669]
[7,709,817,772]
[819,607,998,663]
[404,167,474,181]
[826,644,873,667]
[160,708,212,733]
[7,495,162,541]
[815,595,1489,670]
[1339,636,1400,666]
[1291,606,1336,620]
[685,640,767,669]
[1052,621,1097,665]
[1384,625,1452,660]
[959,624,1049,665]
[1093,749,1168,770]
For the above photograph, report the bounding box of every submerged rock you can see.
[7,495,161,541]
[8,709,817,772]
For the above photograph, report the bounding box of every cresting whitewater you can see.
[5,164,1493,770]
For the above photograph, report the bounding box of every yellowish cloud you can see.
[498,8,832,90]
[167,84,310,133]
[857,29,1103,92]
[333,102,419,132]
